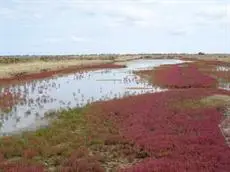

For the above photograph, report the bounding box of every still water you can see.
[0,59,183,134]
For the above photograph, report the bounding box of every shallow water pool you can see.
[0,59,183,134]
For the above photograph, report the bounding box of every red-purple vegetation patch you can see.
[0,160,45,172]
[0,60,229,171]
[214,71,230,81]
[141,63,218,88]
[90,88,230,171]
[0,90,23,112]
[60,148,104,172]
[190,60,230,82]
[0,63,126,85]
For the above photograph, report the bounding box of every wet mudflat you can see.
[0,59,183,134]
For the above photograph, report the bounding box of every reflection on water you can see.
[219,81,230,91]
[0,59,183,134]
[216,66,230,91]
[216,66,230,72]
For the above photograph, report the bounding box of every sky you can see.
[0,0,229,55]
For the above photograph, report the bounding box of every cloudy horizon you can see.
[0,0,229,55]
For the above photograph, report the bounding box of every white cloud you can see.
[199,5,226,19]
[169,29,188,36]
[0,7,16,19]
[1,0,229,54]
[52,0,158,28]
[227,4,230,23]
[44,35,91,44]
[71,35,92,43]
[3,0,225,28]
[106,4,156,27]
[33,13,43,19]
[0,6,43,21]
[196,3,229,25]
[45,37,62,43]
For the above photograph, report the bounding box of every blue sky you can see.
[0,0,229,55]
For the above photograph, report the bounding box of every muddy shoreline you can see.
[0,63,126,85]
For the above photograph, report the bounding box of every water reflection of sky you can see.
[216,66,230,72]
[0,59,184,134]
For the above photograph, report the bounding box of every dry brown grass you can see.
[173,94,230,110]
[181,54,230,62]
[201,94,230,106]
[0,59,111,79]
[0,55,143,79]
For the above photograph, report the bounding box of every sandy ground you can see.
[0,59,112,79]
